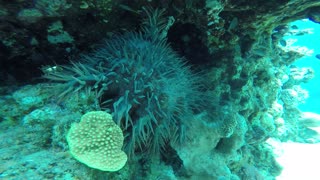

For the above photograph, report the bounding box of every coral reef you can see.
[1,0,320,179]
[43,9,207,157]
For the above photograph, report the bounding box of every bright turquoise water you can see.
[288,19,320,114]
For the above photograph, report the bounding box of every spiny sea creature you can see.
[44,9,207,156]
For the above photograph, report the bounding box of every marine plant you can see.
[43,9,206,156]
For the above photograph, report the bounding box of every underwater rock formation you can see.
[1,0,320,179]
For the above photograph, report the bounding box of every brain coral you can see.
[67,111,127,171]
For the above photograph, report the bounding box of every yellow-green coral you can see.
[67,111,127,171]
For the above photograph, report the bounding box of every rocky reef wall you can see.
[1,0,320,179]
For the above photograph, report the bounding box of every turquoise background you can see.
[287,19,320,114]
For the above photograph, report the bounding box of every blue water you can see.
[287,19,320,114]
